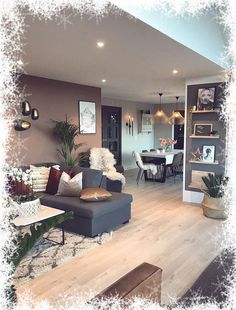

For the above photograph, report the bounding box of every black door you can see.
[102,106,122,165]
[174,110,185,149]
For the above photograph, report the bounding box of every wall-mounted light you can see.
[14,101,39,131]
[126,114,134,136]
[22,101,31,116]
[14,119,31,131]
[31,108,39,120]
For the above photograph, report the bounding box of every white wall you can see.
[102,97,155,170]
[154,103,184,148]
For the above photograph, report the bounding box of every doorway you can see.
[173,110,185,150]
[102,106,122,165]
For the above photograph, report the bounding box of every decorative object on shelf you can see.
[202,145,215,163]
[14,119,31,131]
[201,173,228,219]
[197,87,215,111]
[31,108,39,120]
[7,167,40,217]
[153,93,168,123]
[79,100,96,134]
[194,123,213,136]
[191,147,203,161]
[160,138,177,152]
[168,96,185,125]
[53,117,85,167]
[126,114,134,135]
[210,130,218,136]
[141,111,152,133]
[14,101,39,131]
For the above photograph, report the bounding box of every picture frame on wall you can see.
[196,87,215,111]
[79,101,96,134]
[194,123,213,136]
[202,145,215,163]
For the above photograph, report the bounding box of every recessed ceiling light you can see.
[172,69,178,74]
[97,41,104,48]
[102,79,106,83]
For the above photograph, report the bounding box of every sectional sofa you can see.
[25,164,133,237]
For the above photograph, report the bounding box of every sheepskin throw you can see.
[89,148,126,186]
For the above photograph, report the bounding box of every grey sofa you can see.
[30,164,132,237]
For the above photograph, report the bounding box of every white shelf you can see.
[189,135,220,139]
[191,109,220,114]
[189,160,219,165]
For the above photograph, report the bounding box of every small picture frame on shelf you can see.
[194,123,213,136]
[196,87,215,111]
[202,145,215,163]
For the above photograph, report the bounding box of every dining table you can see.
[140,149,184,183]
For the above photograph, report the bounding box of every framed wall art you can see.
[194,123,213,136]
[196,87,215,111]
[79,101,96,134]
[202,145,215,163]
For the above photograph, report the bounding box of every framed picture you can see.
[194,123,213,136]
[202,145,215,163]
[141,114,153,132]
[79,101,96,134]
[196,87,215,111]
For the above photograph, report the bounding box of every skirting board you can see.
[183,190,204,203]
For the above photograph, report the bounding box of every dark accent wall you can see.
[12,75,101,165]
[185,82,226,192]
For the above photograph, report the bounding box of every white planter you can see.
[17,198,41,217]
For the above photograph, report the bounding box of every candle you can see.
[131,117,134,136]
[128,115,131,134]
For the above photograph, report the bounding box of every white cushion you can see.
[57,172,83,197]
[30,165,60,192]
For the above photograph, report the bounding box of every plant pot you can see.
[201,194,227,219]
[17,198,41,217]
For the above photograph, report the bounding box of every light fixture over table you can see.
[153,93,168,123]
[168,96,185,125]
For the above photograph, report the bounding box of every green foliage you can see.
[53,118,85,167]
[202,173,228,198]
[13,194,37,203]
[7,211,73,304]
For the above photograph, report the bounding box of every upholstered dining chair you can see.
[132,151,158,184]
[171,152,183,182]
[150,149,156,152]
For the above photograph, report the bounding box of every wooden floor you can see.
[17,169,225,306]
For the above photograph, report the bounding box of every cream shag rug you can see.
[14,228,112,285]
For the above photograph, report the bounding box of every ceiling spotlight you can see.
[172,69,178,75]
[102,79,106,83]
[97,41,104,48]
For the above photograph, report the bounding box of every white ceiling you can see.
[22,9,225,104]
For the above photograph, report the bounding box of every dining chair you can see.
[142,150,148,153]
[150,149,156,152]
[171,152,183,182]
[132,151,158,184]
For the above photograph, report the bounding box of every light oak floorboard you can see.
[17,169,225,305]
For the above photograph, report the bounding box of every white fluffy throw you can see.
[89,148,126,186]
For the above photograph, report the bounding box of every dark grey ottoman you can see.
[40,192,132,237]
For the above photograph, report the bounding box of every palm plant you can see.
[53,118,86,167]
[202,173,228,198]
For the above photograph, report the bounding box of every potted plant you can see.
[53,117,86,167]
[8,167,40,217]
[201,173,229,219]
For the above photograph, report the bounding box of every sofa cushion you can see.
[57,172,83,197]
[45,167,63,195]
[40,192,132,219]
[72,167,103,188]
[80,188,112,201]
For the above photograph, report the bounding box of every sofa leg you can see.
[123,220,129,224]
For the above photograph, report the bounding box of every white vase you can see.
[17,198,41,217]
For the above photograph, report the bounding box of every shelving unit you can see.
[189,160,219,165]
[191,109,220,114]
[189,135,220,139]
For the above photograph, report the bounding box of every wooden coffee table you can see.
[12,205,66,245]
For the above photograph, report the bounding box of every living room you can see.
[3,2,232,309]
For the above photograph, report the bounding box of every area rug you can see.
[13,228,112,285]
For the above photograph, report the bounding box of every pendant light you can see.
[14,119,31,131]
[154,93,168,123]
[168,96,185,125]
